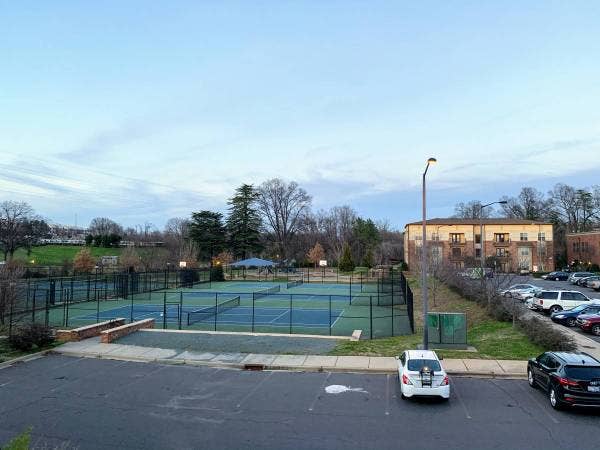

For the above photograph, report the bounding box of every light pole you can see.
[479,201,507,276]
[422,157,437,350]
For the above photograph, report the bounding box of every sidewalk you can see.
[50,337,527,378]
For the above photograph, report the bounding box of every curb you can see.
[51,349,527,378]
[0,349,51,370]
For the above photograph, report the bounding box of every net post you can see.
[329,295,332,336]
[252,293,256,332]
[179,291,183,330]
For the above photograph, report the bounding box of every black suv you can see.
[528,352,600,409]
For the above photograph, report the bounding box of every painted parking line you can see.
[235,371,274,409]
[450,377,472,419]
[308,372,332,412]
[515,380,560,424]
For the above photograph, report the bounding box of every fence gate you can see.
[427,312,467,349]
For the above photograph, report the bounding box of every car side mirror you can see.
[438,355,443,360]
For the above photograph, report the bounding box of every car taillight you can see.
[557,377,579,387]
[441,376,449,386]
[402,374,412,385]
[539,300,543,305]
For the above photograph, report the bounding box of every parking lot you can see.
[1,355,599,450]
[514,275,600,343]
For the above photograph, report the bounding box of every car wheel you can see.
[566,317,577,327]
[527,370,537,388]
[549,305,562,314]
[549,386,563,410]
[592,324,600,336]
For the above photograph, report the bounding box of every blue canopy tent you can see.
[229,257,276,274]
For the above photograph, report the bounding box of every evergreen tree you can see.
[362,248,374,268]
[226,184,263,259]
[189,211,226,261]
[338,242,355,272]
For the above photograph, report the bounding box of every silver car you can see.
[499,284,542,300]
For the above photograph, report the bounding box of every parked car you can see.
[580,276,600,288]
[460,267,493,279]
[499,284,542,300]
[588,279,600,291]
[577,314,600,336]
[528,352,600,409]
[541,271,570,281]
[531,290,600,314]
[569,272,596,284]
[398,350,450,400]
[551,303,600,327]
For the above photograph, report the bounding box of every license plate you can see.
[588,386,600,392]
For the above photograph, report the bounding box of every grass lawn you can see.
[330,273,544,360]
[8,245,125,266]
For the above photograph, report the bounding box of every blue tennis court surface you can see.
[71,303,343,328]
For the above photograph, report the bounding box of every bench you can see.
[100,319,155,343]
[56,319,126,342]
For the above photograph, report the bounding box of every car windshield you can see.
[407,359,442,372]
[564,366,600,379]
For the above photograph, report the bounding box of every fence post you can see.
[130,289,134,323]
[31,288,37,324]
[329,295,332,336]
[289,294,292,334]
[179,291,183,330]
[96,286,100,323]
[369,295,373,339]
[214,293,218,331]
[251,293,256,332]
[163,291,167,329]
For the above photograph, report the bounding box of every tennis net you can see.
[254,285,281,300]
[187,296,241,325]
[286,279,303,289]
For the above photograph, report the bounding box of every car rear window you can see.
[564,366,600,379]
[538,292,559,299]
[407,359,441,372]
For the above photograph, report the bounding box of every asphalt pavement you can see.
[1,355,599,450]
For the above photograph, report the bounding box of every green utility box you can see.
[427,312,467,349]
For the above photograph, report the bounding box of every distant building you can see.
[404,218,554,272]
[566,231,600,268]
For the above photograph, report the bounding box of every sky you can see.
[1,1,600,230]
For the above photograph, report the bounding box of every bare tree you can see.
[0,261,25,326]
[0,201,48,260]
[257,178,311,261]
[500,187,549,220]
[453,200,494,219]
[316,206,356,263]
[88,217,123,236]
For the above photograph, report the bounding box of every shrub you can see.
[73,248,96,274]
[8,324,55,352]
[517,317,576,351]
[210,264,225,281]
[400,262,408,271]
[3,428,31,450]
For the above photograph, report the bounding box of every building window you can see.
[475,234,481,244]
[496,248,507,257]
[494,233,509,243]
[520,233,528,241]
[450,233,463,244]
[451,247,462,258]
[431,233,439,241]
[475,248,481,257]
[538,232,545,241]
[573,242,580,252]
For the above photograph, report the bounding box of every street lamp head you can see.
[499,200,508,204]
[427,157,437,165]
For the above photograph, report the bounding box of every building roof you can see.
[405,218,553,227]
[229,257,276,267]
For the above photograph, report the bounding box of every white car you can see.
[398,350,450,400]
[499,284,542,300]
[531,290,600,314]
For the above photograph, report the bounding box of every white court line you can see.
[268,309,290,324]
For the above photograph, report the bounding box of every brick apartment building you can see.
[404,218,554,273]
[566,230,600,268]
